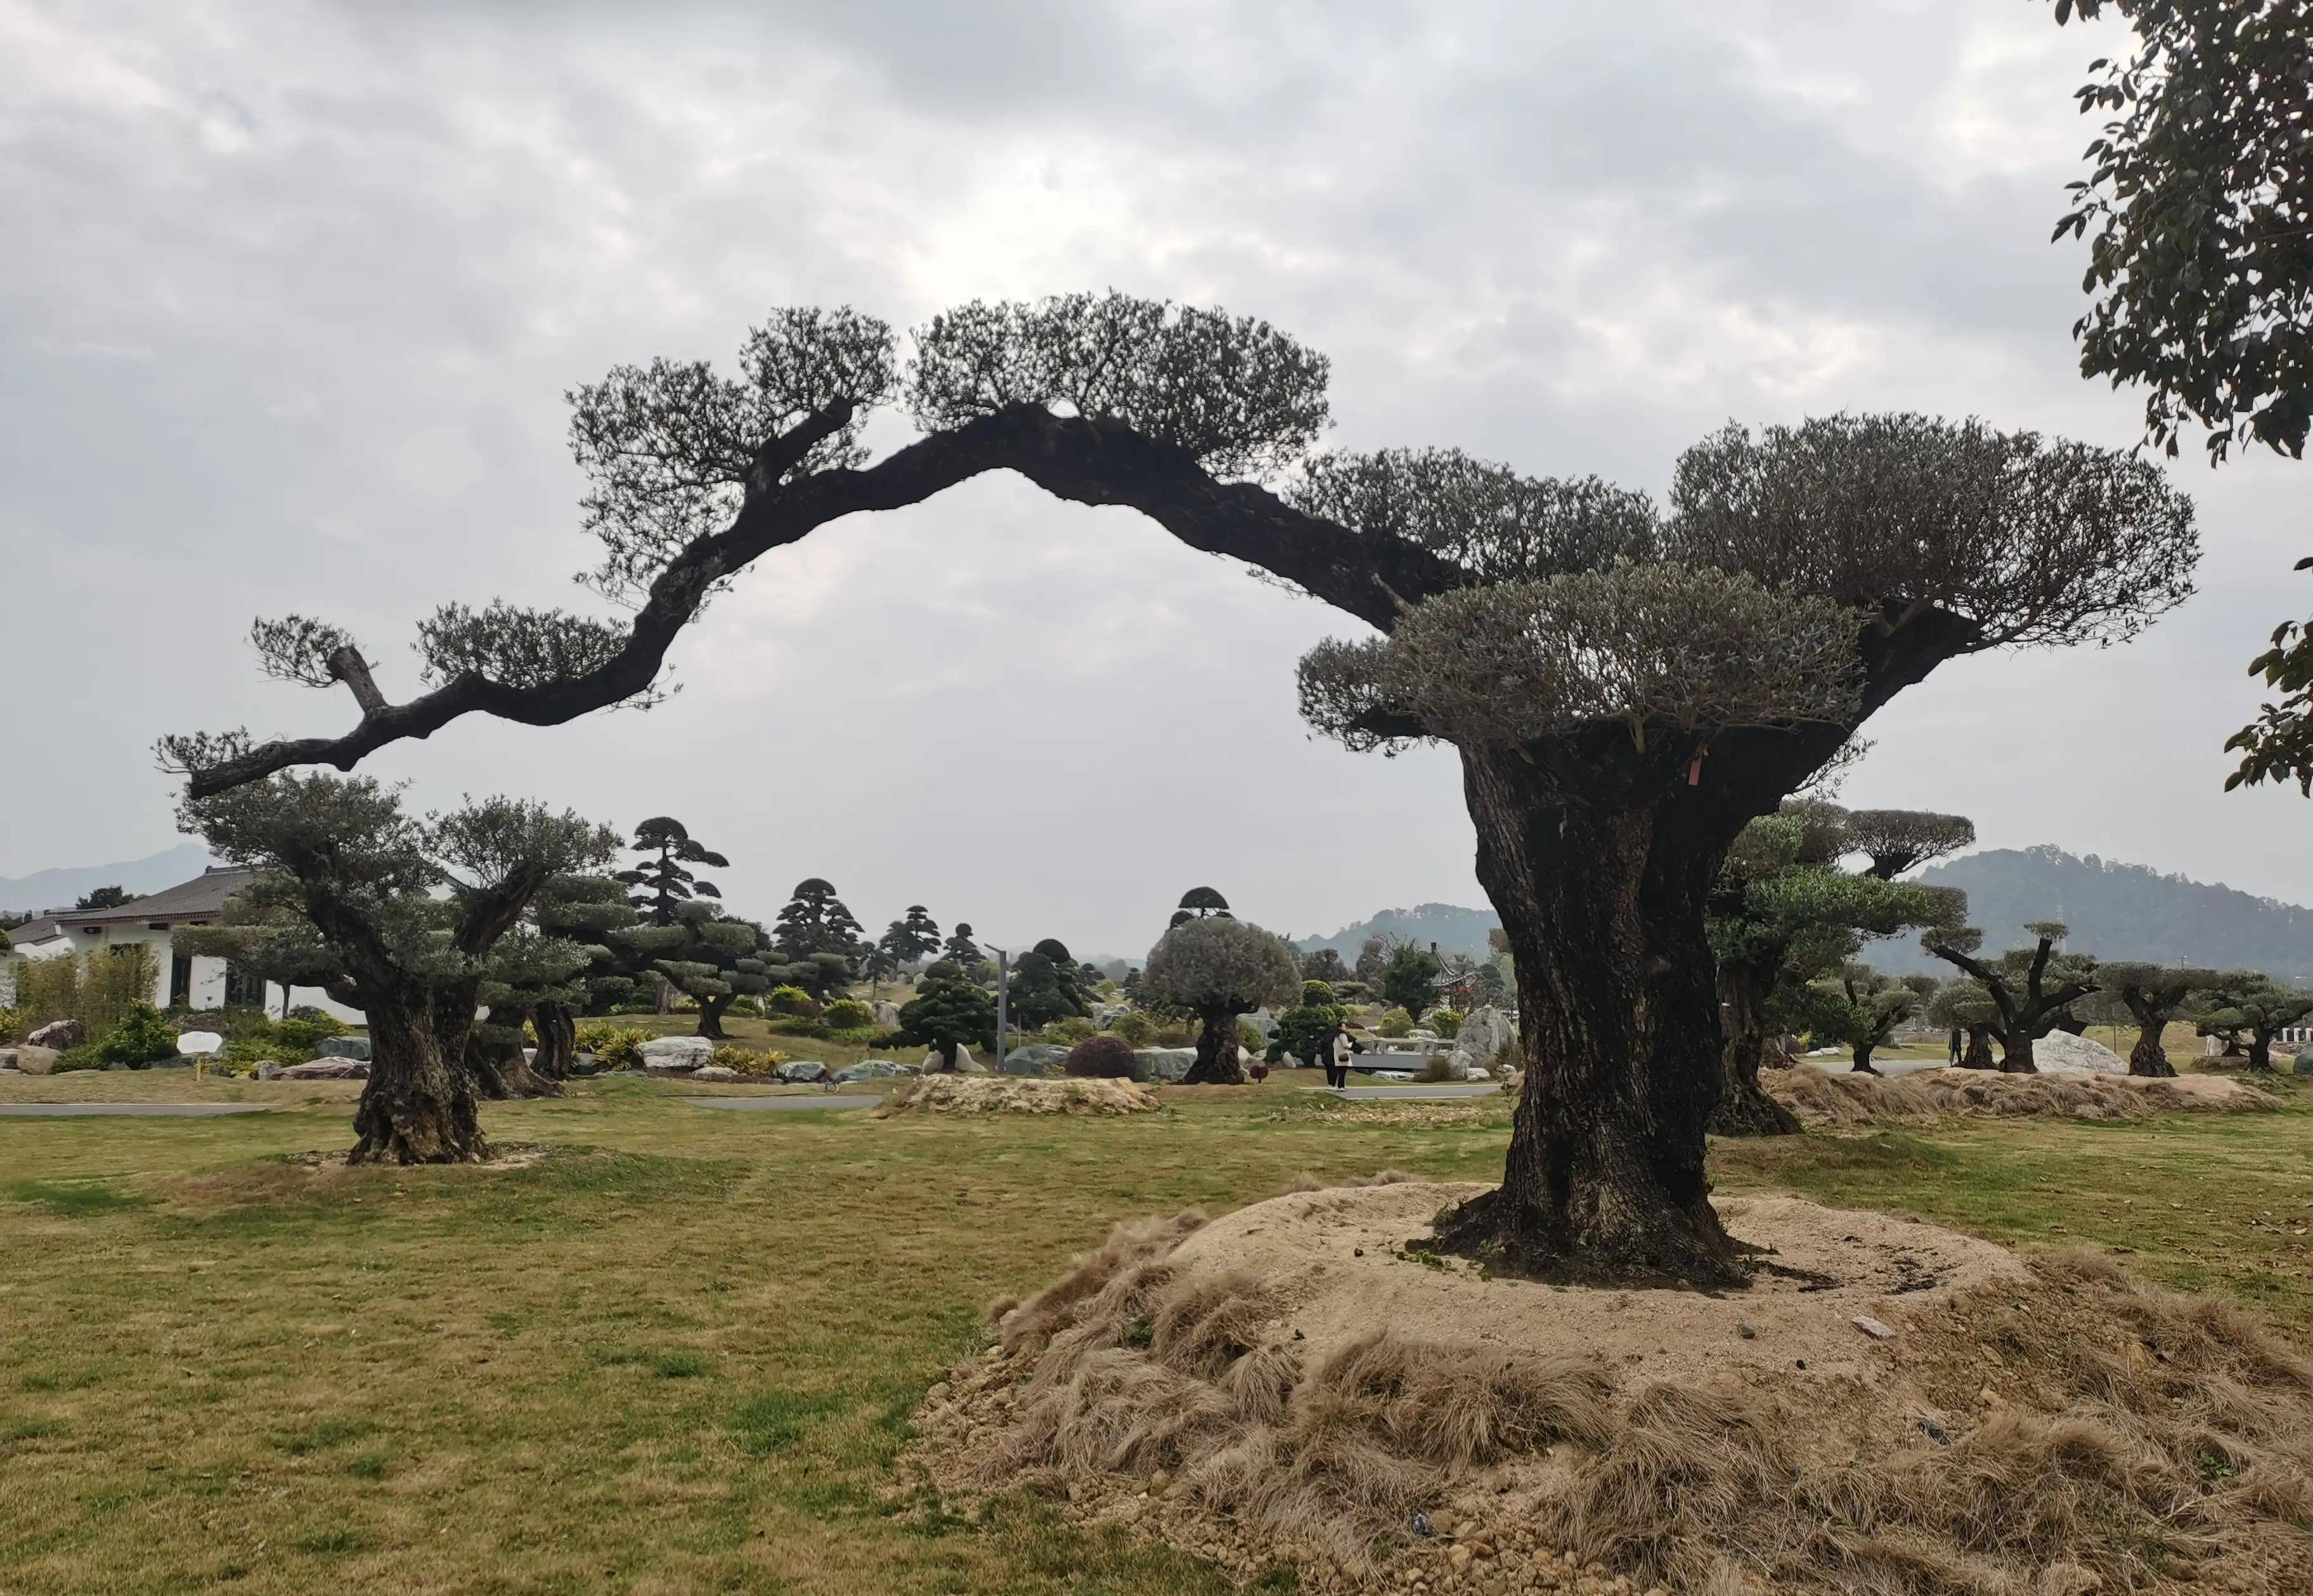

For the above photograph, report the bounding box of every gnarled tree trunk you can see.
[352,997,487,1164]
[2128,1023,2176,1077]
[1850,1041,1880,1075]
[694,992,732,1040]
[1959,1025,1998,1070]
[1432,751,1742,1286]
[533,1002,578,1080]
[1181,1008,1246,1084]
[1999,1032,2040,1074]
[1709,953,1800,1137]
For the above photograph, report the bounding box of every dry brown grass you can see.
[914,1196,2313,1596]
[874,1075,1160,1116]
[1769,1063,2279,1128]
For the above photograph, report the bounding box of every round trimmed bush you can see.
[1063,1034,1140,1079]
[822,998,874,1029]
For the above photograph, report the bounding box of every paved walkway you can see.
[682,1094,882,1113]
[0,1103,271,1117]
[1323,1082,1501,1101]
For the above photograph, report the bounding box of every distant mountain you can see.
[1302,902,1501,960]
[1864,845,2313,980]
[0,842,214,916]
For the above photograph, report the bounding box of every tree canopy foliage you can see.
[1143,916,1299,1085]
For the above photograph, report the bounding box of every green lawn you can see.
[3,1071,2310,1594]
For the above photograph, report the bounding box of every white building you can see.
[3,866,362,1023]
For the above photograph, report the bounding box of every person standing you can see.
[1947,1026,1964,1067]
[1324,1025,1359,1089]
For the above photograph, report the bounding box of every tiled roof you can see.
[65,866,259,927]
[4,915,65,947]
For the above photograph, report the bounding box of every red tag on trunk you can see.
[1688,753,1704,786]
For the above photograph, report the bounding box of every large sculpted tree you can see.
[1142,916,1300,1085]
[162,293,2196,1283]
[2092,962,2216,1078]
[1924,923,2101,1074]
[177,775,614,1162]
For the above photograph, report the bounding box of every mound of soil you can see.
[875,1075,1160,1116]
[910,1183,2313,1595]
[1770,1063,2276,1127]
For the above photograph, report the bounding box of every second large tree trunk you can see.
[1432,754,1743,1286]
[351,997,487,1164]
[1999,1031,2040,1074]
[1181,1008,1246,1084]
[1709,954,1800,1137]
[1958,1026,1998,1070]
[2128,1022,2177,1078]
[694,992,732,1040]
[533,1002,578,1080]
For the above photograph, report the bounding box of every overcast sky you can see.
[4,0,2306,956]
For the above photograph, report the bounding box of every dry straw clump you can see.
[873,1075,1159,1117]
[1768,1063,2276,1127]
[910,1191,2313,1596]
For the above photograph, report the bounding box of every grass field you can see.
[4,1067,2311,1595]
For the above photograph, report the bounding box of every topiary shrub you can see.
[1063,1034,1140,1079]
[1378,1008,1415,1039]
[269,1015,345,1053]
[1416,1055,1453,1083]
[1236,1018,1266,1052]
[96,1002,179,1067]
[1052,1015,1097,1044]
[822,998,874,1029]
[1426,1008,1463,1040]
[767,986,821,1019]
[53,1045,108,1073]
[1110,1011,1156,1047]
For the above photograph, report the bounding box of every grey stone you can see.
[1443,1049,1481,1082]
[1001,1043,1068,1077]
[833,1058,910,1084]
[1851,1314,1896,1341]
[1455,1006,1517,1070]
[639,1035,715,1074]
[567,1053,599,1077]
[276,1058,369,1080]
[314,1035,372,1061]
[1241,1015,1278,1041]
[2031,1030,2127,1075]
[8,1045,59,1077]
[693,1065,743,1082]
[1136,1047,1198,1084]
[872,1001,902,1027]
[26,1018,84,1051]
[778,1060,830,1084]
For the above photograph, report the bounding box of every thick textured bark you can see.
[1709,954,1800,1137]
[533,1002,577,1080]
[2245,1034,2275,1072]
[1959,1026,1998,1070]
[1999,1032,2040,1074]
[694,992,732,1040]
[1432,751,1742,1285]
[1850,1042,1880,1075]
[351,997,487,1164]
[2128,1023,2177,1077]
[1181,1009,1247,1084]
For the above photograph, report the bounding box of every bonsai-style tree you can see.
[1819,965,1940,1075]
[619,817,727,923]
[1842,810,1976,879]
[1927,978,2002,1072]
[529,872,636,1075]
[1352,936,1392,985]
[1268,978,1347,1067]
[177,774,614,1162]
[468,928,595,1098]
[881,905,941,967]
[1707,805,1962,1131]
[2196,971,2313,1072]
[162,293,2196,1283]
[774,879,866,964]
[614,907,774,1038]
[895,959,995,1070]
[1142,916,1300,1084]
[2044,3,2313,793]
[1170,886,1231,929]
[1009,938,1091,1030]
[1375,942,1444,1017]
[1300,947,1350,985]
[940,921,982,968]
[72,885,133,912]
[1924,922,2101,1074]
[2091,962,2217,1078]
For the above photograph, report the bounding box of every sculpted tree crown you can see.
[1143,916,1300,1013]
[160,294,2197,803]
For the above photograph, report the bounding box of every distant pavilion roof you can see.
[63,866,259,931]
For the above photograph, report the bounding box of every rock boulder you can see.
[1136,1047,1198,1084]
[8,1045,59,1077]
[834,1059,912,1084]
[26,1018,84,1051]
[779,1060,831,1084]
[1456,1006,1517,1070]
[314,1035,372,1061]
[2031,1030,2128,1075]
[694,1065,743,1082]
[639,1035,715,1075]
[1000,1043,1068,1077]
[276,1058,369,1080]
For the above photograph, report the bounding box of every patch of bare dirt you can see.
[907,1184,2313,1595]
[874,1075,1160,1116]
[1770,1063,2278,1127]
